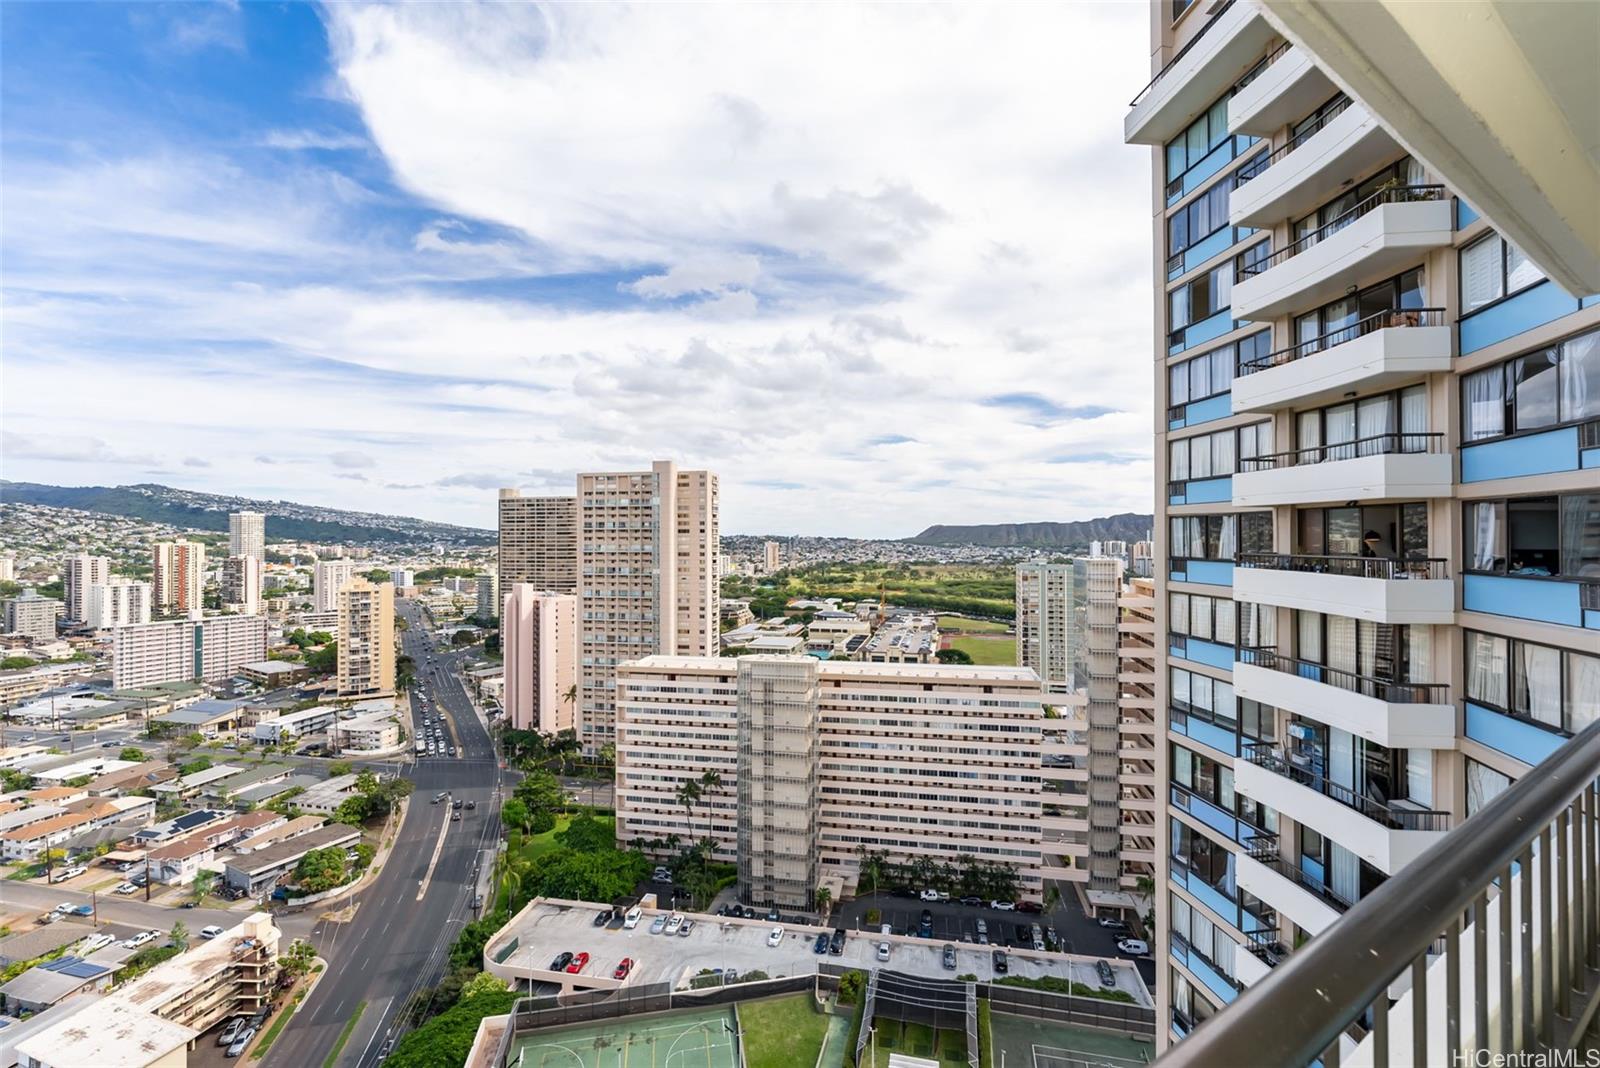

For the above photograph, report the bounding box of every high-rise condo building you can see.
[87,577,152,629]
[615,656,1045,910]
[501,584,578,734]
[763,540,780,573]
[112,614,267,689]
[229,511,266,561]
[312,558,357,614]
[62,554,110,622]
[389,568,415,589]
[221,555,262,616]
[152,540,206,615]
[475,572,498,623]
[1127,1,1600,1049]
[497,490,577,597]
[336,577,395,699]
[576,460,719,752]
[0,555,13,582]
[2,591,60,642]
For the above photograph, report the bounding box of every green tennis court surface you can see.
[986,1011,1154,1068]
[507,1006,740,1068]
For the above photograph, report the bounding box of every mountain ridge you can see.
[908,513,1153,548]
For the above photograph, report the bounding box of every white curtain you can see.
[1171,593,1190,635]
[1325,615,1354,673]
[1171,668,1191,709]
[1193,672,1213,713]
[1514,642,1563,727]
[1461,235,1504,312]
[1329,727,1355,790]
[1212,430,1235,475]
[1330,842,1360,903]
[1470,502,1503,571]
[1561,329,1600,422]
[1567,653,1600,733]
[1466,632,1508,708]
[1214,599,1236,644]
[1466,760,1511,817]
[1464,366,1506,441]
[1358,620,1380,678]
[1559,495,1600,578]
[1325,403,1357,460]
[1407,625,1433,684]
[1171,893,1192,944]
[1406,749,1433,807]
[1192,596,1212,640]
[1400,384,1428,441]
[1506,243,1545,292]
[1218,516,1238,559]
[1298,611,1323,664]
[1357,396,1396,455]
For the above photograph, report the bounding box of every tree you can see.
[364,569,391,584]
[191,870,217,903]
[527,848,650,903]
[170,920,189,949]
[554,812,614,854]
[815,886,832,914]
[513,770,564,814]
[328,760,355,777]
[857,846,887,898]
[119,747,146,762]
[281,938,317,979]
[459,971,507,1001]
[936,648,974,664]
[0,769,30,792]
[178,756,212,776]
[1,656,34,671]
[451,629,478,647]
[295,847,348,892]
[499,798,531,836]
[549,730,580,775]
[305,642,337,674]
[675,779,701,845]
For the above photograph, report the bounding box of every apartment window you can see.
[1462,327,1600,442]
[1170,889,1237,979]
[1169,593,1235,646]
[1292,268,1426,354]
[1170,333,1271,407]
[1460,495,1600,578]
[1165,96,1233,187]
[1169,262,1233,336]
[1292,385,1429,462]
[1236,601,1276,649]
[1460,231,1548,314]
[1291,158,1425,246]
[1169,513,1272,561]
[1465,629,1600,735]
[1171,668,1237,731]
[1296,502,1428,559]
[1168,423,1271,484]
[1171,818,1232,895]
[1293,613,1434,685]
[1239,699,1275,745]
[1465,759,1512,818]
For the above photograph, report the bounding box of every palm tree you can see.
[698,769,723,850]
[675,780,702,846]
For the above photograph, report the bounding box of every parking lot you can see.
[485,900,1152,1006]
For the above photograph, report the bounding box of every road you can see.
[263,600,505,1068]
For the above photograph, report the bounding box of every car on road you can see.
[959,895,984,907]
[1031,924,1045,951]
[1097,960,1116,988]
[432,792,447,804]
[69,905,93,917]
[594,909,613,927]
[1116,938,1150,956]
[766,925,785,947]
[451,813,461,822]
[201,925,225,939]
[942,943,958,970]
[550,951,573,971]
[991,900,1016,911]
[678,919,695,937]
[614,958,633,980]
[918,888,941,902]
[650,915,668,935]
[624,907,642,929]
[123,930,158,949]
[664,913,683,934]
[1045,926,1058,948]
[565,952,589,974]
[218,1017,247,1047]
[1097,916,1131,931]
[113,882,138,895]
[651,867,673,884]
[226,1026,256,1058]
[1018,901,1043,914]
[452,798,463,810]
[465,800,476,810]
[877,941,891,962]
[992,949,1008,974]
[813,932,829,954]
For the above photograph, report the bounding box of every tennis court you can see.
[987,1011,1154,1068]
[507,1006,740,1068]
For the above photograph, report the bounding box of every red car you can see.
[613,957,633,980]
[565,952,589,974]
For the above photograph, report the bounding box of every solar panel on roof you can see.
[39,956,107,978]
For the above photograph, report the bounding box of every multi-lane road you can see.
[264,601,505,1068]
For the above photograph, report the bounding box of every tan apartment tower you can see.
[63,553,110,622]
[313,558,357,614]
[229,511,266,561]
[497,490,577,596]
[736,656,820,910]
[763,540,781,573]
[575,460,719,752]
[152,540,206,615]
[502,583,579,734]
[336,576,395,698]
[222,555,262,616]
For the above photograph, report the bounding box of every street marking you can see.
[416,808,452,901]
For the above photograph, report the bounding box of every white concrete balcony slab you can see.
[1235,947,1273,987]
[1230,100,1396,228]
[1232,192,1454,321]
[1231,312,1452,414]
[1235,851,1344,937]
[1228,45,1334,137]
[1232,438,1454,507]
[1125,0,1273,146]
[1233,652,1455,750]
[1232,555,1455,625]
[1235,750,1449,875]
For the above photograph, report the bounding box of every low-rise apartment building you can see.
[221,822,359,897]
[616,655,1046,910]
[111,614,268,690]
[329,711,400,752]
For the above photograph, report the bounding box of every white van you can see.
[201,925,226,940]
[623,906,643,930]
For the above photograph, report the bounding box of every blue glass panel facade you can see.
[1455,199,1479,229]
[1461,427,1580,482]
[1185,560,1234,586]
[1170,393,1233,430]
[1464,702,1565,766]
[1170,310,1236,354]
[1463,574,1583,628]
[1459,282,1582,354]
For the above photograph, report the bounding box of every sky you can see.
[1,2,1155,537]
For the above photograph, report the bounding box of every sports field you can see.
[987,1012,1154,1068]
[507,1006,739,1068]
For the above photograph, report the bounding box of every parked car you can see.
[226,1026,256,1058]
[650,915,668,934]
[114,882,138,895]
[123,930,158,949]
[1097,960,1117,988]
[550,951,574,971]
[678,919,695,937]
[918,888,940,902]
[1031,924,1045,951]
[813,932,830,954]
[918,910,934,938]
[1018,901,1043,914]
[766,925,785,947]
[1045,926,1059,948]
[80,933,114,954]
[452,798,463,810]
[766,907,780,922]
[218,1017,246,1047]
[664,913,683,934]
[465,800,476,810]
[201,925,225,939]
[624,907,642,929]
[651,869,673,884]
[942,943,958,970]
[829,928,846,956]
[1116,938,1150,956]
[877,941,891,962]
[69,905,93,917]
[594,909,613,927]
[992,949,1008,975]
[614,958,633,980]
[565,952,589,974]
[959,895,984,907]
[991,900,1016,911]
[1096,916,1129,931]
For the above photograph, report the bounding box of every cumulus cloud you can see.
[182,456,211,468]
[330,450,377,469]
[2,431,158,466]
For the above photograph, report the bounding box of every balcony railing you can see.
[1242,832,1355,913]
[1238,430,1445,472]
[1234,95,1353,184]
[1129,0,1237,109]
[1232,40,1292,93]
[1243,742,1452,831]
[1238,185,1448,277]
[1239,307,1447,375]
[1236,647,1449,705]
[1158,718,1600,1068]
[1235,552,1448,581]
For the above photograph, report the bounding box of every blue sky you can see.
[2,2,1154,537]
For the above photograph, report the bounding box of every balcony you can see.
[1232,553,1455,625]
[1229,100,1398,228]
[1232,648,1454,750]
[1232,187,1453,321]
[1125,0,1274,146]
[1227,44,1334,137]
[1237,743,1449,874]
[1234,835,1345,937]
[1231,431,1454,507]
[1230,308,1451,414]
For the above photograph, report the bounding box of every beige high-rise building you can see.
[497,491,577,596]
[313,558,357,614]
[2,591,59,642]
[62,554,110,622]
[616,656,1046,909]
[152,540,205,615]
[501,584,578,734]
[763,540,781,573]
[576,460,719,752]
[87,577,152,629]
[336,577,394,699]
[222,555,262,616]
[229,511,266,561]
[475,572,498,623]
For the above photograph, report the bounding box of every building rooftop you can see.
[233,774,320,807]
[223,822,358,876]
[626,654,1040,682]
[156,699,246,725]
[13,985,195,1067]
[151,763,242,793]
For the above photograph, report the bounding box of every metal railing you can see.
[1239,185,1449,276]
[1243,742,1452,831]
[1235,96,1353,184]
[1235,552,1448,581]
[1240,307,1447,375]
[1129,0,1237,109]
[1241,833,1357,913]
[1233,40,1292,93]
[1159,718,1600,1067]
[1236,646,1449,705]
[1238,431,1445,472]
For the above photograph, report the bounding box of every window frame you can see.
[1459,325,1600,445]
[1458,231,1550,321]
[1168,422,1273,489]
[1463,628,1600,736]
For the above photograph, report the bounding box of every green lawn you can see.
[937,615,1011,634]
[521,814,614,860]
[739,994,830,1068]
[867,1020,967,1068]
[948,636,1018,666]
